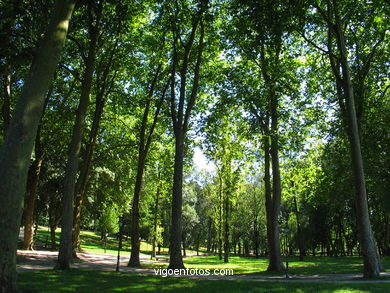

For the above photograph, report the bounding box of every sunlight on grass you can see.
[18,270,390,293]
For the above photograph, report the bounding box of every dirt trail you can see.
[17,250,390,283]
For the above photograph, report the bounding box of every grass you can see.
[18,270,390,293]
[28,227,171,256]
[25,227,390,277]
[144,255,390,276]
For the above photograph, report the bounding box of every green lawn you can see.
[145,255,390,276]
[26,227,390,277]
[18,270,390,293]
[19,229,390,292]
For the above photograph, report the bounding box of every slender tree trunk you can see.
[293,195,304,261]
[267,92,284,272]
[151,176,160,259]
[57,7,100,269]
[23,92,50,250]
[128,152,146,267]
[0,1,75,291]
[129,66,164,266]
[168,134,185,269]
[72,43,117,257]
[207,217,212,253]
[218,174,223,261]
[223,191,229,263]
[329,3,382,277]
[22,132,43,250]
[72,92,106,258]
[2,67,11,135]
[253,217,259,258]
[263,122,283,270]
[168,6,206,270]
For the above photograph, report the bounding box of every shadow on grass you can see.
[18,269,390,293]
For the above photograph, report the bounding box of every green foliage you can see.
[98,207,119,235]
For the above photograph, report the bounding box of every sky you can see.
[193,146,215,173]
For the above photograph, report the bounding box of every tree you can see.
[304,0,386,278]
[128,62,168,267]
[57,0,104,270]
[0,0,75,291]
[167,0,208,269]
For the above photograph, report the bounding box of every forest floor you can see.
[16,250,390,284]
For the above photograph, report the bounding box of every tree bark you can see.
[267,91,284,272]
[72,88,105,257]
[23,126,43,250]
[57,3,101,269]
[327,0,382,277]
[72,42,117,258]
[151,174,161,259]
[129,65,163,267]
[168,5,206,269]
[293,195,304,260]
[0,1,75,291]
[168,134,185,269]
[2,67,11,135]
[223,189,229,263]
[206,217,212,253]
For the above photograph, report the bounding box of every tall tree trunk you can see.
[168,4,206,269]
[328,1,382,277]
[168,134,185,269]
[206,217,212,253]
[253,217,259,258]
[2,67,11,135]
[72,42,117,257]
[128,66,163,267]
[218,173,223,261]
[72,91,105,257]
[293,195,304,260]
[267,92,284,272]
[1,0,23,136]
[151,174,161,259]
[0,1,75,291]
[223,191,229,263]
[128,152,146,266]
[23,125,43,250]
[57,4,100,269]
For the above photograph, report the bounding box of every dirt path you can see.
[17,250,390,284]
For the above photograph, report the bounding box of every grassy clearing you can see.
[27,227,389,277]
[146,255,390,276]
[18,270,390,293]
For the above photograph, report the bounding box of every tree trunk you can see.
[167,7,206,270]
[23,152,43,250]
[0,1,75,291]
[207,217,212,253]
[168,135,185,269]
[267,92,284,272]
[128,151,146,267]
[293,195,304,261]
[129,66,163,267]
[57,7,100,269]
[223,191,229,263]
[253,217,259,258]
[2,67,11,135]
[72,93,105,257]
[329,2,382,277]
[151,173,161,259]
[72,41,117,257]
